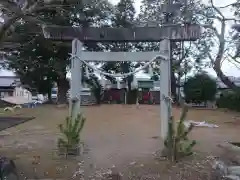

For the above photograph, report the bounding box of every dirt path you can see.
[0,105,239,179]
[82,105,162,169]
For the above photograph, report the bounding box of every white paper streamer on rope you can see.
[131,75,138,89]
[100,74,105,87]
[148,65,153,77]
[69,53,167,78]
[68,53,172,102]
[116,78,120,89]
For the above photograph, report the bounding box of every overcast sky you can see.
[1,0,239,78]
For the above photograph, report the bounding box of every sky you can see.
[1,0,239,79]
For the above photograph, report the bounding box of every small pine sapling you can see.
[164,116,175,161]
[58,113,86,155]
[164,105,196,161]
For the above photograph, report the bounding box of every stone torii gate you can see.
[42,23,200,139]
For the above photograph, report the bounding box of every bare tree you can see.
[192,0,240,91]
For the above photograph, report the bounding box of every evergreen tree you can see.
[4,0,114,103]
[102,0,137,103]
[184,73,217,104]
[136,0,198,101]
[138,0,163,26]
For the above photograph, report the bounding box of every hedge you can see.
[216,90,240,111]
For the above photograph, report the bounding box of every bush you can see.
[84,75,104,105]
[184,73,217,104]
[216,90,240,111]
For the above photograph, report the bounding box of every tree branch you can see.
[207,51,215,64]
[0,0,68,45]
[218,2,240,9]
[228,53,240,64]
[173,43,191,68]
[0,14,23,44]
[209,0,224,19]
[199,23,221,39]
[212,20,239,90]
[0,0,22,13]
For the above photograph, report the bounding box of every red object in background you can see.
[112,91,120,101]
[143,91,150,101]
[109,89,121,101]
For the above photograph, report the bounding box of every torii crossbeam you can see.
[42,24,200,42]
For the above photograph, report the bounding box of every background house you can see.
[1,68,240,105]
[0,76,21,98]
[0,75,35,106]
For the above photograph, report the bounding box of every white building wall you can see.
[13,87,32,101]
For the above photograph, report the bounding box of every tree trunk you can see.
[57,77,69,104]
[127,80,132,104]
[47,89,53,103]
[171,70,177,98]
[169,42,177,102]
[170,57,177,101]
[96,94,101,105]
[94,88,101,105]
[0,15,21,44]
[213,21,239,92]
[214,65,239,91]
[127,80,132,91]
[175,73,182,106]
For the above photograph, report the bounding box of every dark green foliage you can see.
[216,90,240,111]
[6,36,65,99]
[101,0,136,99]
[58,114,86,154]
[83,74,104,105]
[137,0,194,100]
[114,0,136,27]
[150,73,159,81]
[184,73,217,104]
[4,0,114,104]
[164,105,196,162]
[127,89,139,104]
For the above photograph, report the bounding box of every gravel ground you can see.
[0,104,239,179]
